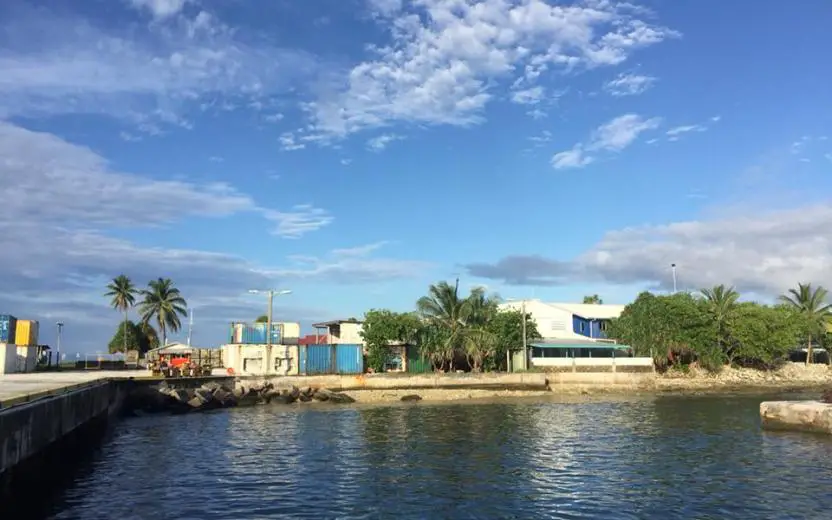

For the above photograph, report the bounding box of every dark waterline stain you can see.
[38,392,832,519]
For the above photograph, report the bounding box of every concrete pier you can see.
[760,401,832,434]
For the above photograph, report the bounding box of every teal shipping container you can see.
[229,322,282,344]
[335,344,363,374]
[301,344,333,374]
[0,315,17,344]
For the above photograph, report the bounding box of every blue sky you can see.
[1,0,831,353]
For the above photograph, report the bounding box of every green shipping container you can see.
[406,345,432,373]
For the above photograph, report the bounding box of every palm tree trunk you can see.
[807,335,813,365]
[123,309,128,354]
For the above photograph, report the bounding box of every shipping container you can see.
[278,322,301,344]
[335,344,363,374]
[0,315,17,344]
[15,319,39,346]
[407,345,432,373]
[301,344,333,374]
[15,345,37,372]
[229,322,282,344]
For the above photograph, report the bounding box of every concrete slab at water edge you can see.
[760,401,832,434]
[0,371,150,407]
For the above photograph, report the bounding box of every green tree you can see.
[138,321,161,352]
[728,304,807,368]
[361,310,423,372]
[416,280,470,371]
[582,294,603,304]
[138,278,188,347]
[104,274,138,354]
[108,320,158,355]
[700,284,740,363]
[779,283,832,364]
[484,309,541,371]
[255,315,268,323]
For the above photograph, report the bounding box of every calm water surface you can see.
[46,392,832,519]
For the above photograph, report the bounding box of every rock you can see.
[314,388,355,404]
[400,394,422,402]
[233,385,247,399]
[262,389,281,403]
[272,393,298,404]
[298,393,312,402]
[822,389,832,404]
[200,382,221,392]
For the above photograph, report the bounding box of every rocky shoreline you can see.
[124,381,357,414]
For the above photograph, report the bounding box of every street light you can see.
[671,263,678,294]
[506,299,528,371]
[56,321,64,369]
[248,289,292,374]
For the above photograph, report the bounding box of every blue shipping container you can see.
[234,323,282,344]
[302,345,333,374]
[335,344,364,374]
[0,314,17,344]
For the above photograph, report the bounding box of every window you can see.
[579,322,586,333]
[600,321,607,332]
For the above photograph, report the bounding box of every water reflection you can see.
[47,394,832,520]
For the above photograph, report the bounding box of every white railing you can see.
[531,357,653,367]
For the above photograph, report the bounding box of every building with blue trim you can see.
[498,300,625,341]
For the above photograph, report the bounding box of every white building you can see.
[498,300,625,341]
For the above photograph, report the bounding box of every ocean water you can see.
[40,391,832,519]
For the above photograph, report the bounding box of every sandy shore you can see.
[339,363,832,403]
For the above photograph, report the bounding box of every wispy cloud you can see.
[128,0,188,19]
[262,205,333,239]
[367,133,403,152]
[666,124,707,141]
[551,114,661,170]
[511,86,545,105]
[603,72,657,97]
[279,133,305,151]
[303,0,678,140]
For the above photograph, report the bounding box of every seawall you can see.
[0,378,128,515]
[241,371,654,392]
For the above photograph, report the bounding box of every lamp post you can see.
[56,321,64,369]
[248,289,292,374]
[671,263,678,294]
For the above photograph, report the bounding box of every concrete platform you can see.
[760,400,832,434]
[0,371,150,408]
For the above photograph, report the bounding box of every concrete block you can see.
[760,401,832,434]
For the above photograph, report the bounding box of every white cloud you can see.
[367,0,403,17]
[550,113,660,169]
[367,133,403,152]
[306,0,678,138]
[790,136,811,155]
[666,124,707,141]
[340,158,353,166]
[511,86,545,105]
[528,130,552,144]
[263,205,333,239]
[711,115,722,122]
[603,72,656,96]
[0,121,356,350]
[279,133,305,151]
[264,113,285,123]
[465,204,832,295]
[208,155,224,162]
[551,146,593,169]
[129,0,188,19]
[0,5,318,131]
[269,243,432,283]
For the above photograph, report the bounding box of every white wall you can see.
[532,357,653,368]
[499,300,583,340]
[16,346,37,373]
[331,322,364,344]
[0,343,17,374]
[222,344,299,376]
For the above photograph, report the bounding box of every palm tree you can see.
[583,294,603,304]
[105,275,138,354]
[138,321,160,352]
[700,284,740,362]
[138,278,188,348]
[779,283,832,364]
[416,280,470,371]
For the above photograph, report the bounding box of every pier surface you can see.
[0,370,149,408]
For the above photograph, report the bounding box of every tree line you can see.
[607,283,832,371]
[360,280,540,372]
[105,275,189,354]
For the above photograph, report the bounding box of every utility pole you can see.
[671,263,678,294]
[248,289,291,374]
[521,300,528,371]
[187,309,194,347]
[56,321,64,369]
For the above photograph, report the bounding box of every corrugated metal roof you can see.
[546,303,625,320]
[532,342,631,350]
